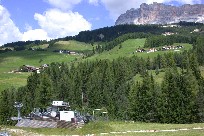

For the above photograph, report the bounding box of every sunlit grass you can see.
[0,39,194,92]
[0,40,94,91]
[88,39,192,61]
[87,39,146,61]
[48,40,94,52]
[32,44,49,49]
[2,121,204,136]
[0,72,29,91]
[0,50,81,91]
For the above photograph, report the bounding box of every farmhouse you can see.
[136,48,146,52]
[22,65,39,72]
[69,51,77,55]
[162,46,174,50]
[20,64,49,73]
[162,25,179,28]
[193,29,200,32]
[59,50,70,54]
[162,32,175,36]
[41,64,49,69]
[136,45,184,54]
[147,48,157,53]
[55,50,77,55]
[162,45,184,51]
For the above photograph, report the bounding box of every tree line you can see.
[63,24,166,43]
[1,22,203,54]
[64,22,204,43]
[144,34,198,48]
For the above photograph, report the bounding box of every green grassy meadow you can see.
[3,121,204,136]
[133,70,166,84]
[87,39,146,61]
[0,38,195,92]
[0,49,82,91]
[0,50,79,72]
[88,39,192,61]
[0,73,30,91]
[48,40,95,52]
[32,44,49,49]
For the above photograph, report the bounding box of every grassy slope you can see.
[32,44,49,49]
[87,39,146,61]
[0,50,79,72]
[87,39,193,84]
[5,121,204,135]
[87,39,192,61]
[134,70,166,84]
[0,40,93,91]
[48,40,94,52]
[0,39,195,91]
[0,51,79,91]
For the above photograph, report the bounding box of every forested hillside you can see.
[2,22,203,52]
[1,23,204,125]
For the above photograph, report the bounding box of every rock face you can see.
[115,2,204,25]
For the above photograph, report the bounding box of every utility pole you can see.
[13,102,23,122]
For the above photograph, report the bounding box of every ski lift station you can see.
[12,101,87,129]
[52,101,74,122]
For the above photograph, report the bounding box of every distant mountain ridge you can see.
[115,2,204,25]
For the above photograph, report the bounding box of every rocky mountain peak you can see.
[115,3,204,25]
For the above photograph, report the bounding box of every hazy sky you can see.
[0,0,203,45]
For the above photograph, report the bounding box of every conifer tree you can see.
[25,72,39,112]
[129,74,158,122]
[179,70,199,123]
[0,90,10,124]
[101,61,115,118]
[159,68,180,123]
[128,82,140,121]
[34,73,54,108]
[196,78,204,122]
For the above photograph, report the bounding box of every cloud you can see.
[0,3,92,45]
[34,9,92,38]
[22,29,49,41]
[0,5,22,45]
[0,5,50,45]
[24,23,33,31]
[99,0,202,20]
[100,0,138,19]
[45,0,82,10]
[88,0,99,6]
